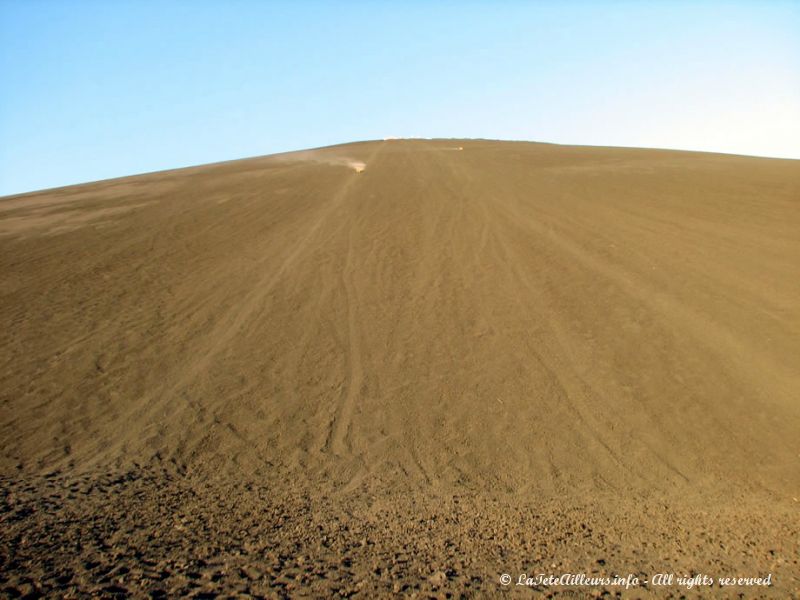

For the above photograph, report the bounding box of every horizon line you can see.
[2,137,798,199]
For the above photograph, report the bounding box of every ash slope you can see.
[1,139,799,499]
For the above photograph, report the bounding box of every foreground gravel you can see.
[1,467,797,599]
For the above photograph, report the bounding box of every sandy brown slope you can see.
[1,139,799,597]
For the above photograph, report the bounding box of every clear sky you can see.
[1,1,799,196]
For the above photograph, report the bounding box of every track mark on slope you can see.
[435,149,645,492]
[329,223,364,457]
[324,145,386,459]
[137,145,383,443]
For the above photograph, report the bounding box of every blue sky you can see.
[1,1,799,196]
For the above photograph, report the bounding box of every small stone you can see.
[239,566,261,580]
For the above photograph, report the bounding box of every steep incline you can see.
[2,139,800,597]
[1,139,799,500]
